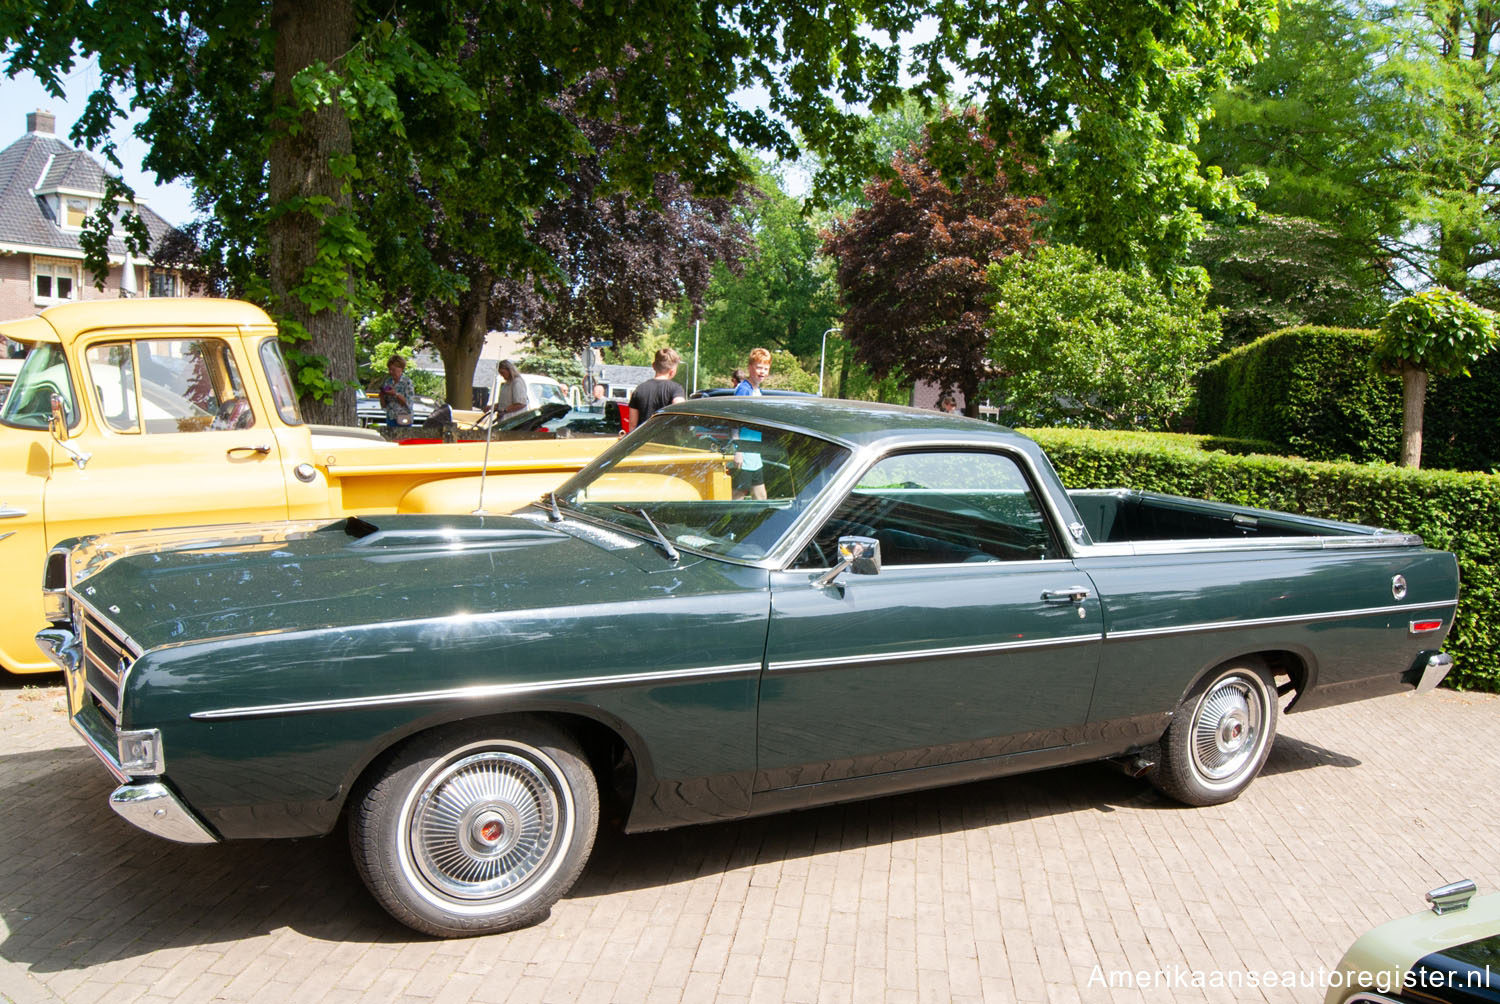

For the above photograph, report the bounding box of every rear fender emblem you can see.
[1392,575,1407,601]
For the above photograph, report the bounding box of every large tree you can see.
[1192,214,1389,348]
[1197,0,1500,307]
[822,116,1042,414]
[3,0,918,422]
[906,0,1276,275]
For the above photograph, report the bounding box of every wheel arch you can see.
[336,700,653,830]
[1171,647,1317,718]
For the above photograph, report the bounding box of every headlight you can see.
[117,729,165,775]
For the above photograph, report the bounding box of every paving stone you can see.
[2,680,1496,1003]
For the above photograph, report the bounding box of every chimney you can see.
[27,110,55,135]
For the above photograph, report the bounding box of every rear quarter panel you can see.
[1080,545,1459,731]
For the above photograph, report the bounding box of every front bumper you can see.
[39,627,220,846]
[109,783,218,845]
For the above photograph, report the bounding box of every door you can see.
[757,449,1103,789]
[42,332,292,554]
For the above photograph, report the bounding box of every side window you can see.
[258,338,304,425]
[798,450,1061,567]
[84,342,138,432]
[83,338,256,434]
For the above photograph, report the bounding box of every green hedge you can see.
[1195,326,1401,463]
[1023,427,1500,692]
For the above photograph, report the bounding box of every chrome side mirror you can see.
[48,393,91,470]
[815,535,881,587]
[48,392,69,442]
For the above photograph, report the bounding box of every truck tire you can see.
[1150,660,1278,806]
[349,717,598,937]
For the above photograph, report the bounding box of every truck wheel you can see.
[349,718,598,937]
[1150,660,1278,806]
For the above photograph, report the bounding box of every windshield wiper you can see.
[546,492,563,523]
[611,505,679,563]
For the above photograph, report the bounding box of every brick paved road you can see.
[1,674,1496,1004]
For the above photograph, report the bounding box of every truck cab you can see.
[0,299,608,674]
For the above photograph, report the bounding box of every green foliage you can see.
[1197,1,1500,304]
[1025,426,1500,692]
[1196,326,1402,463]
[1192,214,1387,348]
[514,348,585,386]
[667,161,840,377]
[911,0,1276,275]
[984,245,1220,429]
[1425,351,1500,473]
[1375,289,1498,378]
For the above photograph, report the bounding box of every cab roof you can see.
[664,395,1034,452]
[0,298,274,344]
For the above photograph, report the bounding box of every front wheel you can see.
[349,718,598,937]
[1150,661,1278,806]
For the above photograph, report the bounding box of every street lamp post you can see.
[819,327,839,397]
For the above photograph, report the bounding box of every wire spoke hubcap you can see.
[409,751,562,902]
[1190,677,1264,783]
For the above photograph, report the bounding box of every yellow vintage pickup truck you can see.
[0,298,609,675]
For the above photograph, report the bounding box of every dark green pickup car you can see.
[38,398,1459,937]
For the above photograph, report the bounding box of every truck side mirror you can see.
[814,535,881,587]
[49,392,69,442]
[48,393,91,470]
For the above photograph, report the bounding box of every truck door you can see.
[42,331,292,555]
[0,340,77,673]
[758,448,1103,790]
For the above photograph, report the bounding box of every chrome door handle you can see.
[0,504,26,519]
[1042,586,1092,604]
[226,444,272,456]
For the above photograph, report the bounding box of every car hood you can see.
[67,512,717,653]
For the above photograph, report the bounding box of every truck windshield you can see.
[0,343,79,430]
[556,412,849,563]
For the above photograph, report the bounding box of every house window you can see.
[64,197,88,229]
[34,261,78,304]
[149,271,179,298]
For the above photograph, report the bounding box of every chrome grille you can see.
[80,611,134,724]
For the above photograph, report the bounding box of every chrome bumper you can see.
[1416,653,1454,694]
[110,783,218,844]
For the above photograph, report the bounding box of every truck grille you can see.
[80,610,135,724]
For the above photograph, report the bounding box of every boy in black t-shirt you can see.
[628,348,686,429]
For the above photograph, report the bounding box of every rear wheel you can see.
[349,718,598,936]
[1151,661,1278,806]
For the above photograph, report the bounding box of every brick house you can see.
[0,110,179,323]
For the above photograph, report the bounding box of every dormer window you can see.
[64,196,88,229]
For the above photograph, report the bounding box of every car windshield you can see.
[556,412,850,562]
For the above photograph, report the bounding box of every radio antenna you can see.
[473,363,502,515]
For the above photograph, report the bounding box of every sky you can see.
[2,70,197,226]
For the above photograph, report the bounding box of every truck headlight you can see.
[117,729,165,776]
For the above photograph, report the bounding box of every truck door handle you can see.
[1042,586,1092,604]
[0,504,25,519]
[226,444,272,456]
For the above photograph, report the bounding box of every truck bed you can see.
[1069,489,1417,547]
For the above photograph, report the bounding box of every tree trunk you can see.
[268,0,358,426]
[439,278,493,409]
[1399,362,1428,468]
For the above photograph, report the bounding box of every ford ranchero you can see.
[37,398,1459,937]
